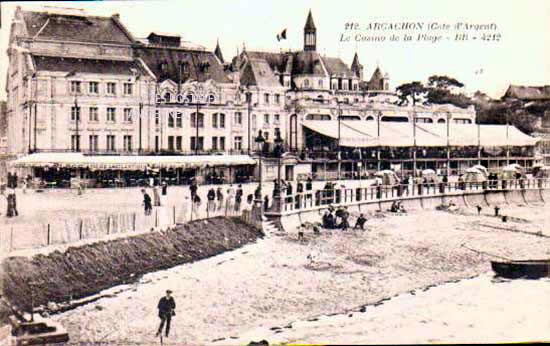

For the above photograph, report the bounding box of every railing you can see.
[269,178,550,213]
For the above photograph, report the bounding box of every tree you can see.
[396,81,426,106]
[427,75,464,89]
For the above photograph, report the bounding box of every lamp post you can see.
[274,129,284,197]
[246,86,253,154]
[254,130,265,199]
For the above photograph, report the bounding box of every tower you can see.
[304,10,316,51]
[351,52,363,80]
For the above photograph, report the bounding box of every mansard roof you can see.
[135,46,231,84]
[31,55,147,75]
[321,56,353,77]
[21,10,134,44]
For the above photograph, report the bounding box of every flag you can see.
[276,29,287,41]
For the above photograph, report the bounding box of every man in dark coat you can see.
[142,189,152,215]
[207,187,216,212]
[235,184,243,211]
[156,290,176,337]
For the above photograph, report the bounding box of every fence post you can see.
[107,216,111,235]
[155,209,158,228]
[47,224,51,245]
[133,213,136,231]
[173,206,176,225]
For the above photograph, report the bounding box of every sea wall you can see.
[272,189,545,233]
[1,217,264,312]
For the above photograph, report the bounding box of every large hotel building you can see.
[5,7,539,183]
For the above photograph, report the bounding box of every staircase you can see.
[261,216,281,237]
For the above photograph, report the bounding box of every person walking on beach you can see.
[142,189,152,216]
[156,290,176,338]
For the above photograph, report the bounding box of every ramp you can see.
[464,192,488,208]
[522,189,543,205]
[484,191,508,206]
[504,190,528,206]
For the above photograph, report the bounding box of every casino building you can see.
[5,7,540,185]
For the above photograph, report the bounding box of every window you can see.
[71,135,80,151]
[212,113,218,128]
[168,136,174,151]
[89,107,98,122]
[107,108,116,122]
[264,114,270,124]
[264,93,269,104]
[219,137,225,150]
[124,108,133,123]
[264,131,269,140]
[366,116,375,121]
[353,84,358,91]
[89,81,99,94]
[107,82,116,95]
[306,114,331,120]
[453,118,472,124]
[123,83,133,95]
[168,112,174,128]
[190,113,204,128]
[275,94,280,104]
[176,136,182,151]
[234,136,242,150]
[106,135,116,150]
[234,112,242,125]
[207,94,215,103]
[176,112,182,127]
[219,113,225,128]
[164,92,172,103]
[190,136,204,150]
[274,114,280,123]
[304,79,309,88]
[318,80,323,88]
[70,81,81,93]
[155,110,160,126]
[123,135,132,151]
[212,136,218,150]
[437,118,446,124]
[71,106,81,121]
[185,94,194,103]
[89,135,98,151]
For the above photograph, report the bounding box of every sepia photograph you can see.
[0,0,549,344]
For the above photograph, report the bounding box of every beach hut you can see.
[463,167,487,183]
[421,169,440,183]
[472,164,489,178]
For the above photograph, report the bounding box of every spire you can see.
[214,38,224,63]
[351,52,363,80]
[303,10,317,51]
[304,9,316,30]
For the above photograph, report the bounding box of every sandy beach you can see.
[46,202,550,345]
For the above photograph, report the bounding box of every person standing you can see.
[6,190,18,217]
[226,184,235,215]
[216,186,224,211]
[234,184,243,212]
[156,290,176,338]
[190,178,198,200]
[207,187,216,213]
[192,193,201,219]
[142,189,152,216]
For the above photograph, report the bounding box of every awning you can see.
[303,121,539,148]
[12,153,256,170]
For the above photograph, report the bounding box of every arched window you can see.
[164,92,172,103]
[207,94,216,103]
[366,116,375,121]
[437,118,446,124]
[190,112,204,128]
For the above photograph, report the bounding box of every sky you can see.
[1,0,549,99]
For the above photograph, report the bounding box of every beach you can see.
[47,202,550,345]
